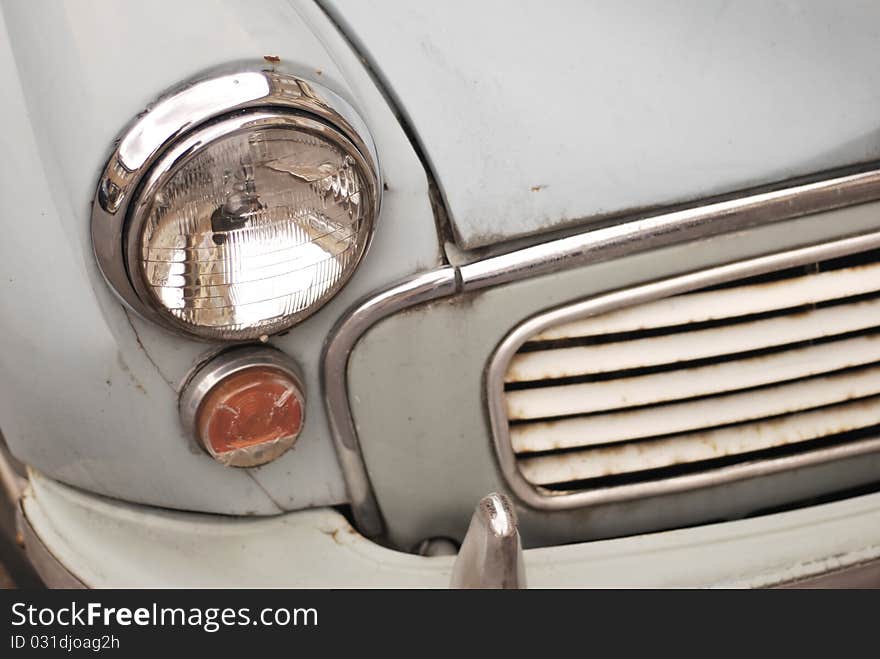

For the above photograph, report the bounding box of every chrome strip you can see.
[322,267,458,536]
[779,558,880,588]
[486,231,880,511]
[17,503,86,589]
[0,442,25,506]
[460,168,880,290]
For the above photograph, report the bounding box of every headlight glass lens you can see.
[132,113,376,340]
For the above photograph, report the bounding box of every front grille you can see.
[501,248,880,495]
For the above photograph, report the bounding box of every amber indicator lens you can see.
[196,366,304,467]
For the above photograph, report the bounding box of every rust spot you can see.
[530,185,547,192]
[263,55,281,64]
[117,352,148,395]
[322,528,346,545]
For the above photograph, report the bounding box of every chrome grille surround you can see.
[326,164,880,536]
[487,232,880,511]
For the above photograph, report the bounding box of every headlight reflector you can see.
[92,71,381,340]
[131,112,375,339]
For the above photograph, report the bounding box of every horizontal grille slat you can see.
[506,333,880,420]
[507,295,880,382]
[532,258,880,342]
[518,396,880,485]
[500,245,880,496]
[510,364,880,453]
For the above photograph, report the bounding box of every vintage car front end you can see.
[3,0,880,587]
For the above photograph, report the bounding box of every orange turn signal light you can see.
[180,348,305,467]
[199,366,303,455]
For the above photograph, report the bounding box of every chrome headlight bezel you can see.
[91,68,381,340]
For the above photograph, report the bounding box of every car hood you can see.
[327,1,880,249]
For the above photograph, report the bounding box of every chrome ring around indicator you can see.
[91,67,381,339]
[179,345,306,468]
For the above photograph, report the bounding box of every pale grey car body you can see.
[2,0,880,586]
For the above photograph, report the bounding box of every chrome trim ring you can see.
[123,111,378,337]
[459,167,880,291]
[179,345,306,468]
[322,267,458,537]
[18,503,86,589]
[486,230,880,511]
[91,68,381,339]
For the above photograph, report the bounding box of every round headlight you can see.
[92,71,381,340]
[130,111,375,339]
